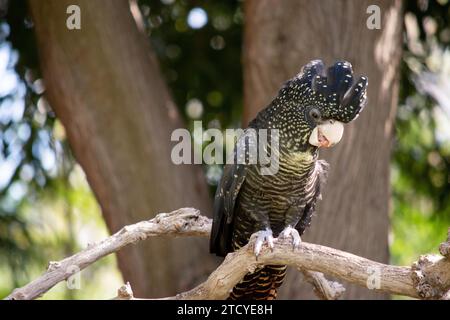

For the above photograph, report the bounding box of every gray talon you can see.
[280,226,301,250]
[253,229,274,257]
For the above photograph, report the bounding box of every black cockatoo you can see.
[209,60,368,300]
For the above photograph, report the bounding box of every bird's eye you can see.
[309,108,321,121]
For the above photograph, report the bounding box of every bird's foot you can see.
[279,226,301,250]
[253,228,274,258]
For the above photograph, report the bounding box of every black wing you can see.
[210,128,259,256]
[209,161,247,256]
[295,160,329,235]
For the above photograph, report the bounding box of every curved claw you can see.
[280,226,301,250]
[253,229,274,257]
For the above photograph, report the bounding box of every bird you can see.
[209,59,368,300]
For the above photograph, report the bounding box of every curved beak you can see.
[309,120,344,148]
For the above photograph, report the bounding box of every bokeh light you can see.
[187,8,208,29]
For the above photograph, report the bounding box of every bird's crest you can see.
[281,60,368,123]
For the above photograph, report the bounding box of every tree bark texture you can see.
[243,0,403,299]
[28,0,217,297]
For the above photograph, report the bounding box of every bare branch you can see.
[441,290,450,300]
[138,234,429,300]
[114,282,134,300]
[5,208,450,300]
[6,208,210,300]
[439,228,450,258]
[299,270,346,300]
[411,254,450,299]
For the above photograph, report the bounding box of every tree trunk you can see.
[29,0,217,297]
[243,0,403,299]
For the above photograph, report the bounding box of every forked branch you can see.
[5,208,450,300]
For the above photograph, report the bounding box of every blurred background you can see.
[0,0,449,299]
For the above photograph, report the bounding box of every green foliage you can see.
[140,0,244,187]
[141,0,244,127]
[0,0,52,289]
[390,0,450,265]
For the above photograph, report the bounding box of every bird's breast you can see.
[240,150,316,211]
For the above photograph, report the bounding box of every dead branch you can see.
[439,228,450,258]
[6,208,210,300]
[5,208,450,300]
[299,270,346,300]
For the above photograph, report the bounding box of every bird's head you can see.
[267,60,368,151]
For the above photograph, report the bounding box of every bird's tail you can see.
[228,265,286,300]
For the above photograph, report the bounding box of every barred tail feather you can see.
[228,265,287,300]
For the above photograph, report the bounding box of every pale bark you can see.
[243,0,403,299]
[7,209,450,300]
[28,0,216,297]
[6,208,210,300]
[299,269,346,300]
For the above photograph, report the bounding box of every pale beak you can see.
[309,120,344,148]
